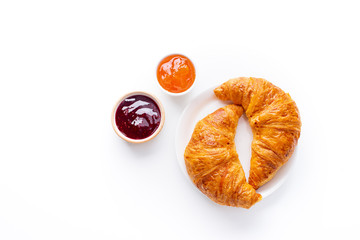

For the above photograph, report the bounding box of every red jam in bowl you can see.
[115,95,161,140]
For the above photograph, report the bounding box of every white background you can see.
[1,1,359,239]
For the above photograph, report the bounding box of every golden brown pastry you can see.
[214,77,301,189]
[184,104,262,208]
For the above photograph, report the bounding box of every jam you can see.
[157,54,196,93]
[115,95,161,140]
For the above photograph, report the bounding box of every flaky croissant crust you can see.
[214,77,301,189]
[184,104,262,209]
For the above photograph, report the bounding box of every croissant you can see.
[214,77,301,189]
[184,104,262,208]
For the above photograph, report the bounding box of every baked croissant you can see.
[184,104,262,208]
[214,77,301,189]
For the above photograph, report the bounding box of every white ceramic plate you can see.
[175,86,297,199]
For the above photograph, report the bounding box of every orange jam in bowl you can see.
[156,54,196,94]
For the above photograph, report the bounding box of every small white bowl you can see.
[111,91,165,143]
[156,53,196,96]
